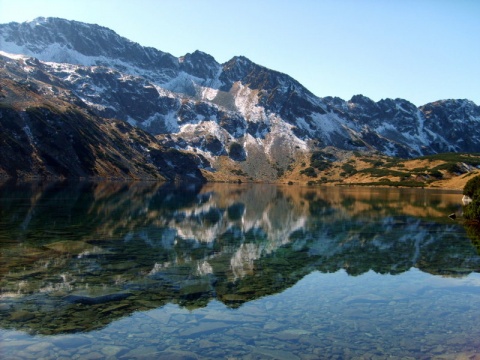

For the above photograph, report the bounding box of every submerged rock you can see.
[10,310,36,322]
[44,240,104,256]
[64,292,132,305]
[52,336,92,349]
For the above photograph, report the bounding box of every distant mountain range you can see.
[1,17,479,181]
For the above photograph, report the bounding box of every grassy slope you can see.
[202,149,480,190]
[282,151,480,190]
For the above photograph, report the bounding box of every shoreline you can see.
[0,176,467,192]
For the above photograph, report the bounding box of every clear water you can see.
[1,181,479,359]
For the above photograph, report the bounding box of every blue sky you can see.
[0,0,479,106]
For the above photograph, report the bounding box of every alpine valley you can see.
[1,17,480,185]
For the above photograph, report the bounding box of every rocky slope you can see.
[1,17,479,181]
[0,53,205,181]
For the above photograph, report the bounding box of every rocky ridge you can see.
[0,53,205,181]
[1,17,479,181]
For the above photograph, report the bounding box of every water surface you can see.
[1,181,479,359]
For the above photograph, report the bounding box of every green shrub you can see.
[309,151,332,171]
[464,198,480,221]
[445,163,463,174]
[383,158,402,168]
[419,152,480,166]
[341,163,357,176]
[300,167,317,177]
[463,175,480,221]
[429,170,443,179]
[358,168,407,177]
[228,142,246,161]
[311,160,331,171]
[464,175,480,197]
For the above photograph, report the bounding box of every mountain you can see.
[1,17,479,181]
[0,53,205,181]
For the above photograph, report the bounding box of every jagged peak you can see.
[20,17,120,37]
[223,55,255,69]
[2,16,480,166]
[422,98,478,107]
[1,16,136,53]
[377,97,418,111]
[349,95,419,110]
[178,50,221,80]
[348,94,377,107]
[419,99,480,120]
[230,55,251,62]
[189,50,214,58]
[0,17,179,73]
[222,55,293,81]
[27,16,49,27]
[180,50,218,65]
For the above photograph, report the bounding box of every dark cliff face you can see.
[220,56,327,119]
[420,100,480,153]
[324,95,480,157]
[0,55,205,181]
[0,103,205,181]
[1,17,480,181]
[180,50,221,80]
[347,96,421,134]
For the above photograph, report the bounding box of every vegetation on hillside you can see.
[462,175,480,254]
[296,151,480,188]
[463,175,480,221]
[420,153,480,165]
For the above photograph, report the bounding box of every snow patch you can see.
[162,112,180,132]
[200,86,218,101]
[232,82,267,122]
[152,83,177,98]
[395,103,411,113]
[0,50,30,60]
[244,133,264,147]
[196,261,213,276]
[264,114,307,155]
[0,42,175,84]
[23,125,33,143]
[126,117,137,127]
[312,112,344,136]
[161,71,197,93]
[79,97,107,111]
[179,120,230,144]
[140,111,179,133]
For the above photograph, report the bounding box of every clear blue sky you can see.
[1,0,479,106]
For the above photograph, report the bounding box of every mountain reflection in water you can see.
[0,181,478,335]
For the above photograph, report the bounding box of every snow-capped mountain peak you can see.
[1,17,479,181]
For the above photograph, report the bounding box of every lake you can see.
[1,181,479,359]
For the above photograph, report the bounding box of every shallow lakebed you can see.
[1,181,479,359]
